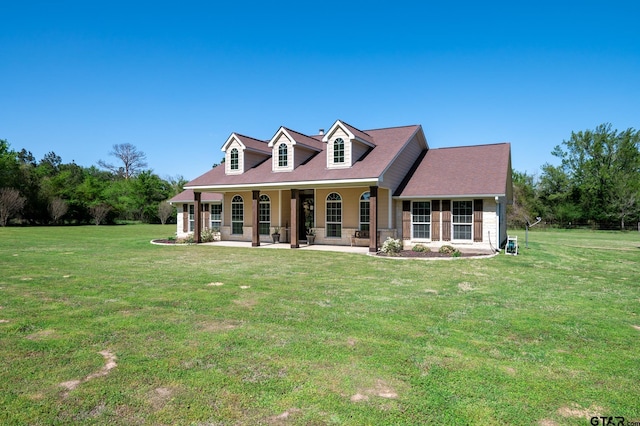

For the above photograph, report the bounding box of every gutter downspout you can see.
[495,196,500,252]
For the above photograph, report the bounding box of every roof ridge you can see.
[338,120,372,137]
[430,142,510,150]
[364,124,420,132]
[234,132,269,144]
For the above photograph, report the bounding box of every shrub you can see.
[201,228,215,243]
[177,233,195,244]
[412,244,430,253]
[438,245,460,256]
[381,237,402,255]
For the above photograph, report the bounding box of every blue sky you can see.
[2,1,639,181]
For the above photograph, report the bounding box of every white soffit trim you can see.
[394,193,506,200]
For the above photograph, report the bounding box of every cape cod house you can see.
[169,120,513,252]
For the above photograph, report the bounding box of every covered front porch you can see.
[191,185,387,253]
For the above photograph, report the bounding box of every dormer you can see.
[322,120,376,169]
[267,127,323,173]
[221,133,270,175]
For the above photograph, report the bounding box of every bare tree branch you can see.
[158,201,174,225]
[0,188,26,226]
[48,197,68,224]
[89,204,111,225]
[99,143,147,179]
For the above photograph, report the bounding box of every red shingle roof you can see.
[396,143,511,197]
[168,189,223,203]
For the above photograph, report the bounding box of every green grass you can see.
[0,225,638,425]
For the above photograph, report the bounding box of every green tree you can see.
[508,170,542,228]
[0,140,20,189]
[552,124,640,228]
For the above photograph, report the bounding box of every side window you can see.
[452,200,472,240]
[210,204,222,231]
[188,204,195,232]
[412,201,431,239]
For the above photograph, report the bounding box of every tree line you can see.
[508,124,640,230]
[0,141,186,226]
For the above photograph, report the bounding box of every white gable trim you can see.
[321,120,375,147]
[267,127,297,148]
[221,133,246,152]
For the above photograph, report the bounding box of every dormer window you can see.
[333,138,345,164]
[230,148,239,170]
[278,143,288,167]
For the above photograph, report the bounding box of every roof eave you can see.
[185,177,380,192]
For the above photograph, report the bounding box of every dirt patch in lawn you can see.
[60,350,117,396]
[149,387,175,410]
[199,319,243,332]
[557,403,604,420]
[350,379,398,402]
[26,329,58,340]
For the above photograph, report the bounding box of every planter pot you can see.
[306,235,315,245]
[271,233,280,243]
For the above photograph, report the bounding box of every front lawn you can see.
[0,225,638,425]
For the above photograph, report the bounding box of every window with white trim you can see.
[453,200,472,240]
[210,203,222,231]
[333,138,345,164]
[326,192,342,237]
[359,192,370,231]
[278,143,288,167]
[230,148,239,170]
[188,204,195,232]
[259,194,270,235]
[412,201,431,239]
[231,195,243,234]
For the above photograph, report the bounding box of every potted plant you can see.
[271,226,281,243]
[306,228,316,245]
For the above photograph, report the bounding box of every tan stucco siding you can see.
[381,134,424,193]
[377,187,390,229]
[314,187,378,229]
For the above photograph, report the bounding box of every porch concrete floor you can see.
[199,240,371,255]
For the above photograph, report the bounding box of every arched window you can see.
[360,192,370,231]
[333,138,345,163]
[326,192,342,238]
[231,195,243,234]
[230,148,239,170]
[278,143,288,167]
[259,194,270,235]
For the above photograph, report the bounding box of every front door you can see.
[299,192,314,239]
